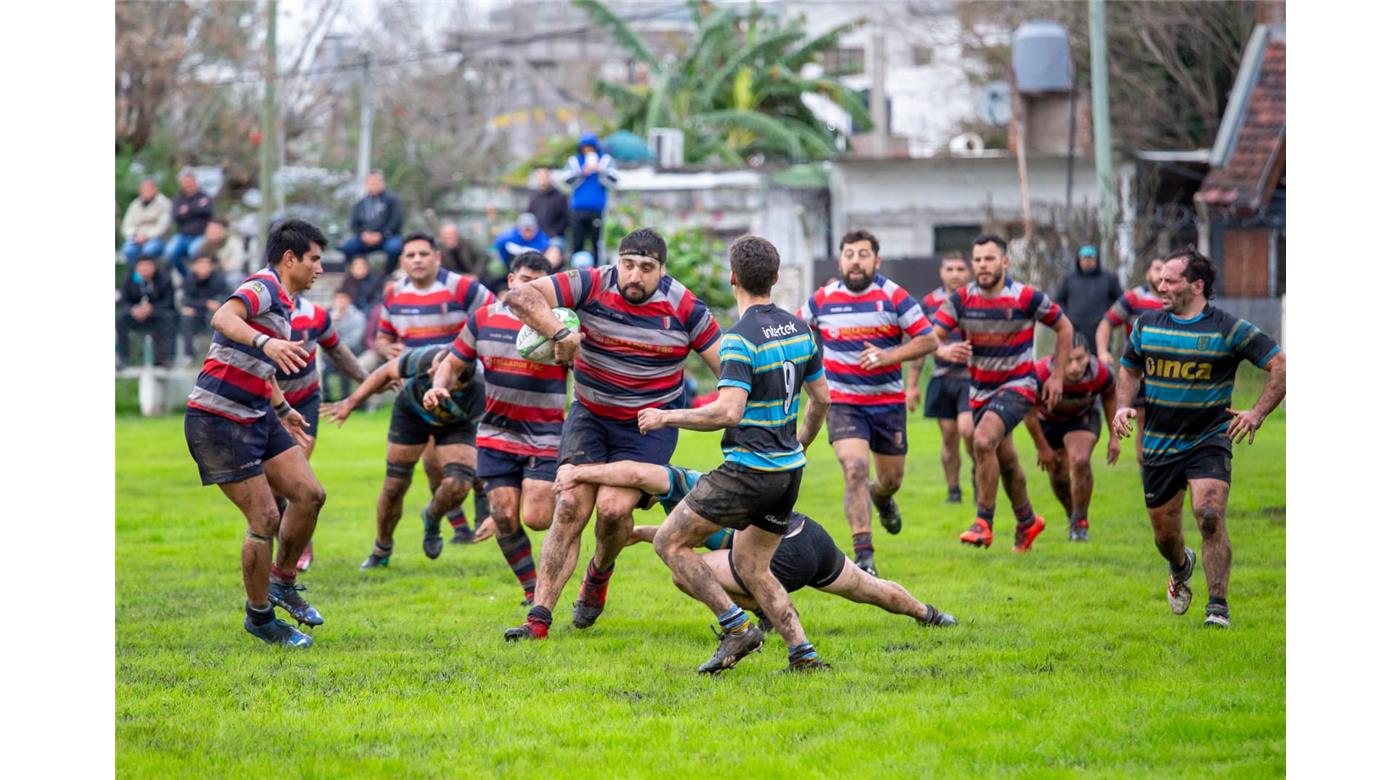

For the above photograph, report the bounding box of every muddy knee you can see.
[1195,506,1224,537]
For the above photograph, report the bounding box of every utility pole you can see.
[869,31,888,156]
[1089,0,1117,266]
[356,55,372,183]
[259,0,278,243]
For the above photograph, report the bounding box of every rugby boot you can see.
[959,518,993,548]
[946,486,963,504]
[572,564,612,629]
[360,542,392,570]
[503,616,549,642]
[1167,548,1196,615]
[245,615,313,648]
[697,623,764,675]
[785,656,833,673]
[1012,515,1046,553]
[871,485,902,535]
[1068,517,1089,542]
[1203,601,1231,629]
[295,541,314,572]
[422,508,444,560]
[450,525,475,545]
[854,549,878,577]
[268,580,324,627]
[920,604,958,627]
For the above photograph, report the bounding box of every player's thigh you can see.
[1063,430,1098,467]
[520,479,556,528]
[1188,477,1231,520]
[872,451,905,484]
[1146,489,1187,535]
[831,436,871,471]
[487,485,522,516]
[595,484,640,523]
[937,418,960,445]
[701,549,745,596]
[385,441,427,468]
[433,442,477,472]
[262,445,323,506]
[973,408,1008,451]
[815,558,868,600]
[421,439,442,481]
[731,524,783,576]
[957,410,974,442]
[657,499,724,550]
[217,475,281,532]
[993,428,1020,466]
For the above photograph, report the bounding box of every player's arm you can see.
[554,460,670,495]
[268,380,313,449]
[864,332,935,370]
[638,386,747,433]
[1095,317,1117,367]
[697,339,723,379]
[1022,413,1055,472]
[1042,314,1074,409]
[1111,364,1142,439]
[904,354,927,412]
[322,357,402,427]
[326,343,369,384]
[211,298,307,374]
[1100,378,1121,465]
[373,332,403,360]
[1227,351,1286,445]
[797,374,830,450]
[423,349,477,410]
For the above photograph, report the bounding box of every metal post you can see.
[1089,0,1117,266]
[259,0,278,242]
[357,56,372,184]
[870,32,888,156]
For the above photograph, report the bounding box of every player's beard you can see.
[842,269,872,292]
[976,268,1004,291]
[621,283,649,303]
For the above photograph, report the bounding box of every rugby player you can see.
[798,230,935,577]
[426,252,564,605]
[555,460,958,629]
[931,234,1073,551]
[501,228,722,640]
[1022,332,1120,541]
[183,219,329,647]
[906,250,976,504]
[322,343,484,569]
[375,233,494,548]
[278,294,369,571]
[1111,249,1285,628]
[641,235,831,673]
[1096,256,1166,461]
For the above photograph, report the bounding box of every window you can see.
[823,47,865,76]
[933,224,983,258]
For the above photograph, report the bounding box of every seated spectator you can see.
[202,218,246,288]
[338,255,384,313]
[163,171,214,277]
[322,290,368,401]
[338,171,404,273]
[438,222,491,279]
[493,212,551,267]
[527,166,570,241]
[116,254,178,368]
[177,254,230,363]
[120,178,172,267]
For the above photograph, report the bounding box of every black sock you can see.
[527,604,553,627]
[852,532,873,557]
[246,601,275,626]
[1207,596,1228,609]
[976,505,994,528]
[1013,502,1035,525]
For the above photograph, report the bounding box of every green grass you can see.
[117,372,1284,777]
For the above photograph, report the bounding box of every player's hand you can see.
[1106,435,1122,466]
[280,407,313,449]
[1111,407,1136,439]
[1226,408,1264,445]
[1042,373,1064,410]
[1035,445,1056,472]
[554,464,579,493]
[382,342,405,359]
[320,400,354,428]
[263,338,309,374]
[859,342,890,370]
[938,342,973,363]
[552,332,583,365]
[905,387,922,412]
[1098,350,1115,370]
[422,387,450,410]
[181,306,196,317]
[636,407,668,435]
[472,516,497,543]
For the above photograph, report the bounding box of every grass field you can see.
[116,373,1284,777]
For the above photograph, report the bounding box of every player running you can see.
[931,234,1073,552]
[322,343,484,569]
[906,250,976,504]
[1111,249,1285,628]
[641,235,832,673]
[1022,332,1120,541]
[798,230,935,576]
[425,252,564,605]
[375,233,494,548]
[277,294,368,571]
[1096,256,1166,460]
[183,219,329,647]
[556,460,958,630]
[500,228,722,640]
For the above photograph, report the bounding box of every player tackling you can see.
[1112,249,1285,628]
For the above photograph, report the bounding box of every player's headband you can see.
[618,252,663,265]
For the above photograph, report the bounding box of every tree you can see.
[577,0,871,166]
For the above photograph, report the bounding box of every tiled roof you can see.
[1198,39,1285,214]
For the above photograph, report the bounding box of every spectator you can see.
[571,250,595,269]
[116,254,177,368]
[120,178,171,267]
[164,171,214,277]
[438,222,491,279]
[1054,245,1124,340]
[544,238,566,271]
[177,254,230,363]
[202,218,246,288]
[527,166,570,240]
[339,171,405,273]
[492,212,550,268]
[322,289,368,400]
[565,132,619,260]
[338,254,384,313]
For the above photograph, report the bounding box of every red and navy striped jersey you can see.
[550,266,721,420]
[276,297,340,406]
[450,302,567,458]
[1033,355,1113,423]
[186,267,293,423]
[933,280,1063,409]
[1104,284,1164,339]
[798,274,932,406]
[378,268,494,347]
[920,287,970,381]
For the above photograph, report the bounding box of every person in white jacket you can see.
[121,179,172,267]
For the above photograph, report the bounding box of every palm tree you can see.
[577,0,871,165]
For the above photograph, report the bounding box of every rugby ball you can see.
[516,307,581,363]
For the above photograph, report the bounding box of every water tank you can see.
[1012,21,1072,93]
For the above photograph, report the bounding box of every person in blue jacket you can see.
[564,133,619,261]
[493,213,551,269]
